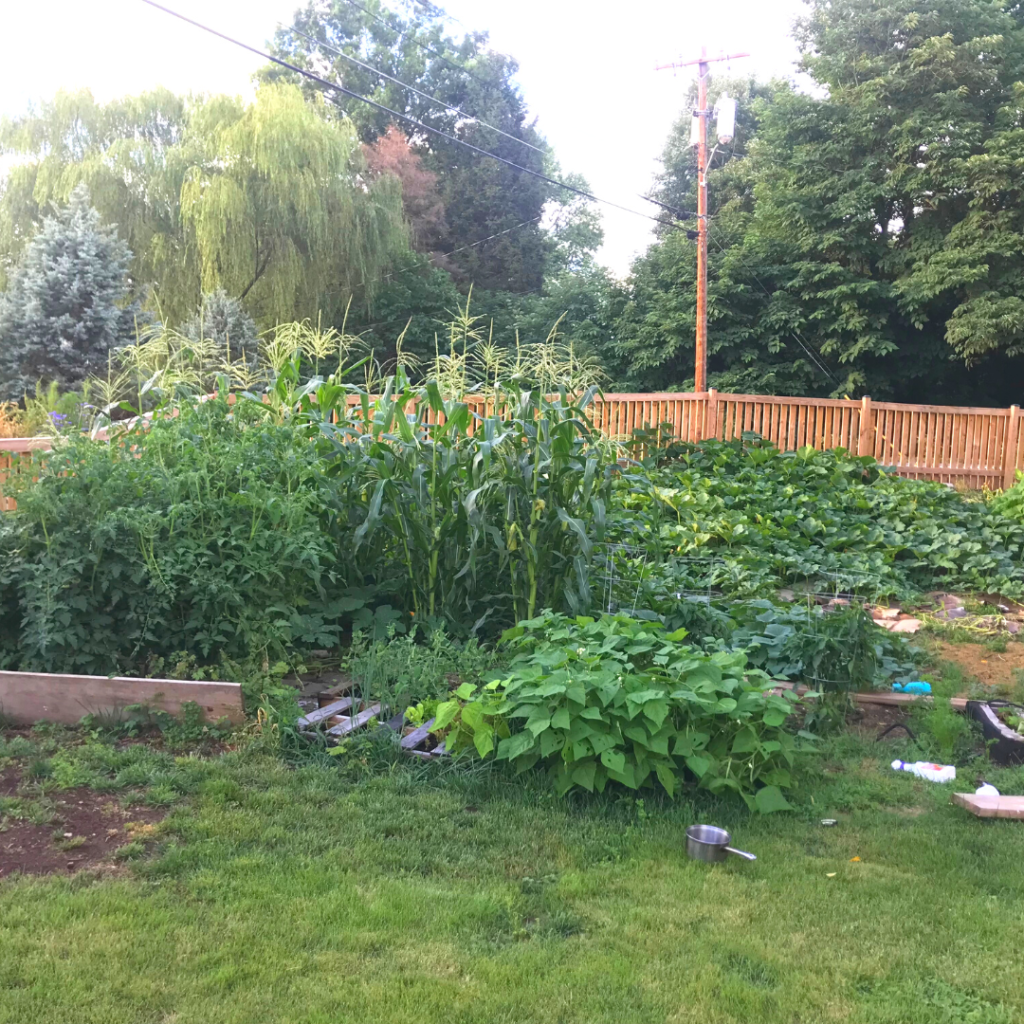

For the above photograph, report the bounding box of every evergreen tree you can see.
[182,290,259,363]
[0,184,142,400]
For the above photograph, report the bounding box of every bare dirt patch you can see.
[931,641,1024,691]
[847,702,913,739]
[0,768,165,879]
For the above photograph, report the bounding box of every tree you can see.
[615,0,1024,403]
[0,184,143,400]
[363,125,447,251]
[0,84,410,327]
[182,290,259,362]
[268,1,555,293]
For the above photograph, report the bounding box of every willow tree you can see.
[0,88,189,307]
[0,84,408,326]
[179,85,406,323]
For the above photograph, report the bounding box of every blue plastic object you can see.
[892,681,932,695]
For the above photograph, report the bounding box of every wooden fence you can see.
[2,391,1022,505]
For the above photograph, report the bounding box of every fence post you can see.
[705,388,719,441]
[858,396,873,457]
[1005,405,1021,490]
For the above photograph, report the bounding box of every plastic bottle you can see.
[891,759,956,783]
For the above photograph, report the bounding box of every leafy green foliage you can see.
[0,341,614,673]
[992,471,1024,520]
[2,399,342,673]
[268,2,553,295]
[344,627,498,710]
[731,601,918,692]
[291,366,614,632]
[611,437,1024,601]
[431,612,812,809]
[0,85,407,328]
[613,0,1024,403]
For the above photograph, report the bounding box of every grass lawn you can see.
[2,723,1024,1024]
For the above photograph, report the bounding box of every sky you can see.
[0,0,808,276]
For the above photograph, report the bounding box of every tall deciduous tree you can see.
[363,124,447,251]
[268,0,554,293]
[616,0,1024,403]
[0,184,143,399]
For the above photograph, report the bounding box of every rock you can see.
[874,607,901,620]
[777,589,795,602]
[890,618,922,634]
[1007,621,1021,635]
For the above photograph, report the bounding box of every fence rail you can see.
[2,391,1022,506]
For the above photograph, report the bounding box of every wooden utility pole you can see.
[656,47,749,393]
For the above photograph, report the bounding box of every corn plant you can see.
[285,366,613,634]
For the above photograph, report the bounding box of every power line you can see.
[705,226,841,384]
[139,0,694,231]
[336,0,490,87]
[286,25,544,154]
[381,215,543,282]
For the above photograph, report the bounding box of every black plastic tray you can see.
[966,701,1024,765]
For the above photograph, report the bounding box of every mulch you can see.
[0,765,166,879]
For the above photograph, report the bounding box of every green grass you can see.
[2,729,1024,1024]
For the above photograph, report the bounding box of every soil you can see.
[847,702,914,740]
[0,765,165,879]
[931,641,1024,691]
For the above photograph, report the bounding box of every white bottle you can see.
[891,759,956,783]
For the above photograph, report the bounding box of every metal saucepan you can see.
[685,824,757,863]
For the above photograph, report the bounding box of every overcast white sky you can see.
[0,0,807,276]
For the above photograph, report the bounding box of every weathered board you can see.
[326,703,382,737]
[297,698,354,729]
[770,681,967,710]
[952,792,1024,819]
[0,670,245,726]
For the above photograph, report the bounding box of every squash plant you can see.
[429,612,813,811]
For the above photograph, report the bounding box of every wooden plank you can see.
[0,670,245,726]
[400,717,436,750]
[856,692,967,710]
[872,401,1012,416]
[952,792,1024,819]
[326,703,382,737]
[0,437,53,452]
[770,682,967,711]
[297,698,354,729]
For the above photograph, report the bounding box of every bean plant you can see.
[430,612,812,810]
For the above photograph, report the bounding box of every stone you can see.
[890,618,922,634]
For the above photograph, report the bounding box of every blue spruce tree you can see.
[0,183,143,400]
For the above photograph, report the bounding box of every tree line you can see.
[1,0,1022,406]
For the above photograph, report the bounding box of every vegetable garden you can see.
[2,321,1024,806]
[4,322,1024,1022]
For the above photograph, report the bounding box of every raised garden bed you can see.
[966,700,1024,765]
[0,670,245,727]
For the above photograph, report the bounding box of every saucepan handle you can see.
[724,846,757,861]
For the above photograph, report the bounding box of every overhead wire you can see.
[706,225,841,384]
[336,0,491,87]
[380,215,543,282]
[285,24,544,154]
[139,0,695,230]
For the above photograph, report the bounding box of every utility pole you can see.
[656,47,749,393]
